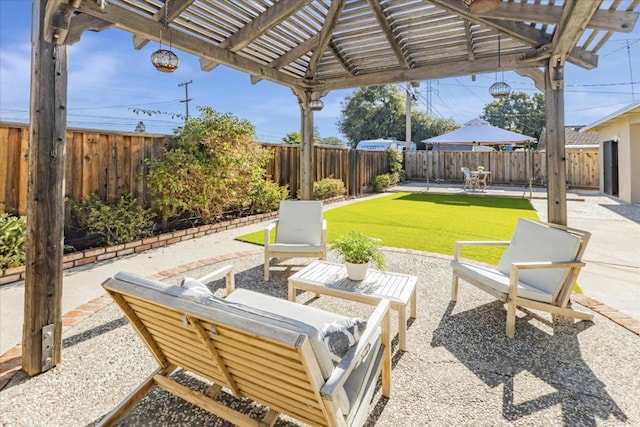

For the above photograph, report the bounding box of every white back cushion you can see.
[276,201,322,245]
[497,219,581,299]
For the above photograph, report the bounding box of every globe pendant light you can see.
[151,0,179,73]
[489,33,511,99]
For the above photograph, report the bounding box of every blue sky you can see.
[1,0,638,142]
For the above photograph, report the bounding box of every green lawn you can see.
[236,192,539,265]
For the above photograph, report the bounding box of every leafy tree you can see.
[320,136,346,147]
[282,127,321,145]
[481,92,545,140]
[411,112,459,148]
[337,84,459,148]
[282,132,301,145]
[337,85,405,147]
[134,121,146,133]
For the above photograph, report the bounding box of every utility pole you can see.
[405,82,412,151]
[178,80,193,120]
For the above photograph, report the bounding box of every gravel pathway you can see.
[1,250,639,426]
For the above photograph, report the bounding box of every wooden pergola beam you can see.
[428,0,598,69]
[305,0,346,80]
[329,39,358,75]
[552,0,601,57]
[368,0,412,69]
[73,0,305,89]
[67,13,113,44]
[201,0,312,71]
[321,52,544,90]
[251,34,319,84]
[132,0,194,50]
[474,2,637,33]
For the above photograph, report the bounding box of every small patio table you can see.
[288,260,417,351]
[471,170,491,191]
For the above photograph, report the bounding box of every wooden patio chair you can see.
[99,266,391,427]
[264,200,327,280]
[451,218,593,338]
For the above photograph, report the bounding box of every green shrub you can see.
[388,172,400,185]
[313,178,347,200]
[147,107,272,223]
[250,180,289,213]
[69,193,155,246]
[373,174,391,192]
[387,147,405,181]
[0,214,26,270]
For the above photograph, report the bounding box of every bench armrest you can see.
[196,265,235,296]
[508,260,585,300]
[320,298,391,398]
[264,220,278,248]
[454,240,510,260]
[511,260,585,270]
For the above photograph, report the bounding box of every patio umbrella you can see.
[423,118,535,146]
[423,118,535,181]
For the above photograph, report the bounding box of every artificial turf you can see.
[235,192,540,265]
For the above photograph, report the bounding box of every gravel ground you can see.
[1,250,639,426]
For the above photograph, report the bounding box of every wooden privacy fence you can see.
[264,144,389,196]
[0,123,171,216]
[0,123,390,216]
[404,149,599,188]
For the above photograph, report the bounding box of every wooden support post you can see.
[23,0,68,375]
[296,89,318,200]
[544,56,568,225]
[348,148,358,196]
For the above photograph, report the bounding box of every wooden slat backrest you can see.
[103,277,335,426]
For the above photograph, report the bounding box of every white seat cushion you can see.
[276,201,323,245]
[451,260,554,303]
[497,219,581,301]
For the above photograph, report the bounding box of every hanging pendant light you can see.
[151,0,179,73]
[489,32,511,99]
[461,0,501,14]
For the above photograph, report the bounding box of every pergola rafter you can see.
[26,0,640,377]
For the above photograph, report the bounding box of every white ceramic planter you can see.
[345,262,368,281]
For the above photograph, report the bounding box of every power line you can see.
[627,41,637,101]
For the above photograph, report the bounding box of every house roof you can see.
[565,126,599,146]
[46,1,640,92]
[581,101,640,133]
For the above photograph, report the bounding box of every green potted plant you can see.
[330,231,386,280]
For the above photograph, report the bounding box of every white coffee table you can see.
[288,260,417,351]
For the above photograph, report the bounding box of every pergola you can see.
[26,0,638,374]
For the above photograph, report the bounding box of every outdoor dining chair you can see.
[461,167,479,191]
